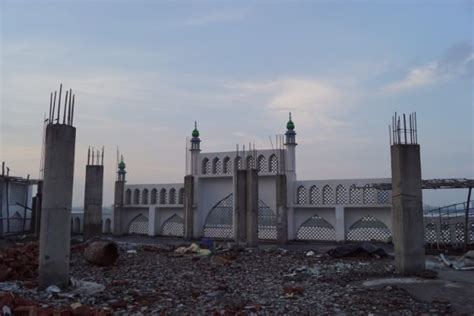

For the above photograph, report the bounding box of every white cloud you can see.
[183,8,249,26]
[383,42,473,93]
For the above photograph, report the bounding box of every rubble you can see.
[327,242,388,259]
[0,241,455,314]
[0,242,38,282]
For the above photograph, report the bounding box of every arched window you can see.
[269,154,278,173]
[160,188,167,204]
[169,188,176,204]
[142,188,149,204]
[335,185,347,204]
[363,184,377,204]
[125,189,132,204]
[151,188,158,204]
[350,184,363,204]
[309,185,320,204]
[212,157,221,174]
[133,189,140,205]
[178,188,184,204]
[223,157,231,174]
[247,156,255,169]
[202,158,210,175]
[296,185,307,204]
[104,218,112,234]
[257,155,266,173]
[235,156,242,170]
[322,185,334,204]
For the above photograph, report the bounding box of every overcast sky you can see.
[1,0,473,207]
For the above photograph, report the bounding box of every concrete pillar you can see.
[233,169,247,243]
[335,205,345,242]
[391,144,425,274]
[83,165,104,240]
[148,206,157,236]
[112,180,125,236]
[246,169,258,246]
[39,124,76,289]
[276,174,288,244]
[184,175,194,239]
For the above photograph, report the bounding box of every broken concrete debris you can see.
[84,241,119,266]
[327,242,388,259]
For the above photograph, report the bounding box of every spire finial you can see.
[289,112,292,120]
[192,121,200,138]
[286,112,295,131]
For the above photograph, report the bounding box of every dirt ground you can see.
[0,236,473,315]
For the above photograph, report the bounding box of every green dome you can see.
[287,119,295,130]
[118,160,126,170]
[192,128,199,138]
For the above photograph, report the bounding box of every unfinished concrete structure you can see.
[82,147,105,241]
[114,115,395,243]
[390,113,425,274]
[39,84,76,289]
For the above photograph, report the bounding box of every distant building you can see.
[0,172,37,235]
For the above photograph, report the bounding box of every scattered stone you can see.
[327,242,388,259]
[306,250,315,257]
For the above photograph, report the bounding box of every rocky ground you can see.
[0,238,458,315]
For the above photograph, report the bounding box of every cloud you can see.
[383,42,473,93]
[183,8,249,26]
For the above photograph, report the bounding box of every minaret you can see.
[284,113,297,173]
[190,122,201,175]
[113,156,126,235]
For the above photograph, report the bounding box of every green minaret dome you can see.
[118,160,126,170]
[287,112,295,130]
[192,121,200,138]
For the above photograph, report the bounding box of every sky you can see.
[1,0,473,207]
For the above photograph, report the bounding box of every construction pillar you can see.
[246,169,259,246]
[276,174,288,244]
[83,163,104,241]
[184,175,194,239]
[391,143,425,274]
[112,180,125,236]
[32,181,43,236]
[233,169,247,243]
[39,123,76,289]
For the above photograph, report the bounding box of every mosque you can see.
[109,115,394,242]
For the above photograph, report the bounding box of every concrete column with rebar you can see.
[112,180,125,236]
[39,124,76,289]
[233,169,247,243]
[83,164,104,241]
[276,174,288,243]
[246,169,259,246]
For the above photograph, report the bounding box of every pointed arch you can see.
[257,155,266,173]
[246,155,255,169]
[202,158,210,175]
[347,215,391,241]
[142,188,149,204]
[235,156,242,170]
[159,188,167,204]
[151,188,158,204]
[223,157,232,174]
[335,185,347,204]
[296,185,307,204]
[212,157,221,174]
[133,189,140,205]
[178,188,184,204]
[104,218,112,234]
[363,184,377,204]
[269,154,278,173]
[161,214,184,237]
[309,185,320,204]
[296,215,336,240]
[203,194,234,239]
[349,184,363,204]
[322,185,334,204]
[127,214,149,235]
[125,189,132,205]
[169,188,176,204]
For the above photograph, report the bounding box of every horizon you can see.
[1,0,473,207]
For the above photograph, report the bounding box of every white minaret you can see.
[189,121,201,175]
[284,113,297,173]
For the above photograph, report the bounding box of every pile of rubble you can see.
[0,242,38,282]
[0,241,456,314]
